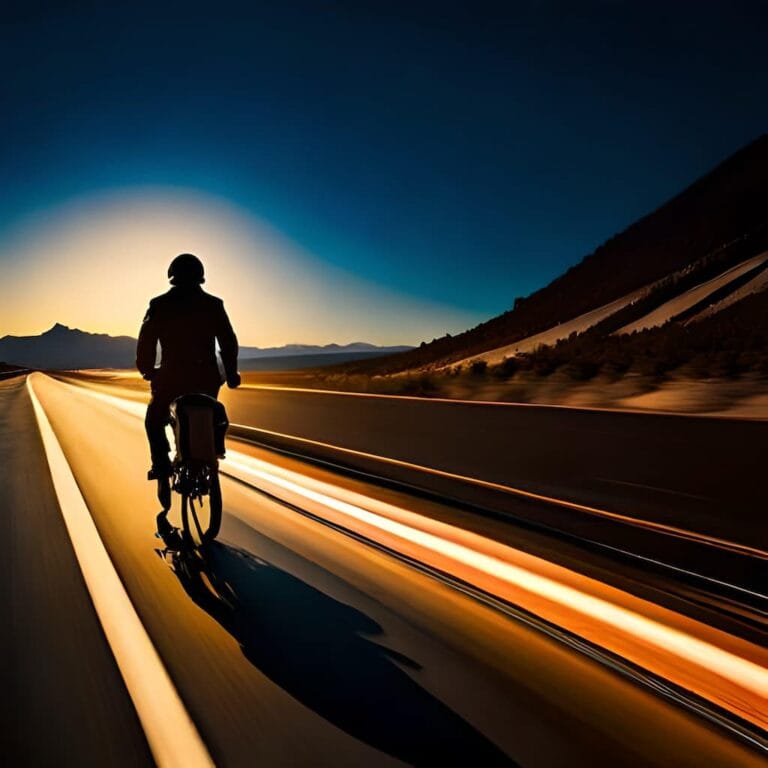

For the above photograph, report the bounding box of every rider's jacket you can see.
[136,285,238,390]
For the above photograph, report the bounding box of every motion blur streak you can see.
[59,379,768,729]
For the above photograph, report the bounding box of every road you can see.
[5,372,768,766]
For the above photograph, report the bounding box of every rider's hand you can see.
[226,372,241,389]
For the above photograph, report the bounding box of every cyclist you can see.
[136,254,241,509]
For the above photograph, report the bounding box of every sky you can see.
[2,1,768,346]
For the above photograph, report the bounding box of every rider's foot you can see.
[156,510,172,532]
[156,511,178,547]
[148,464,172,481]
[157,476,171,510]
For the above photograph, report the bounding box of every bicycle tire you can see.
[207,466,222,540]
[180,492,196,546]
[180,467,222,546]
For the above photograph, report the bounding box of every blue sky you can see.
[2,1,768,342]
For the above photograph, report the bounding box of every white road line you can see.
[27,374,214,768]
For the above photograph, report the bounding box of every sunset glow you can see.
[0,188,477,346]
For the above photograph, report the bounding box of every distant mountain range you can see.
[0,324,413,370]
[239,342,412,359]
[0,324,138,370]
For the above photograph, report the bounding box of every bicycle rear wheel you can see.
[180,467,222,547]
[207,467,222,540]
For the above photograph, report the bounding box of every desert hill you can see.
[338,134,768,376]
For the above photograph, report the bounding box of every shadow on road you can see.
[158,538,514,766]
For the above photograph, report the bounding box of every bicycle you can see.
[161,393,228,547]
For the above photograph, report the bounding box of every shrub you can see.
[399,373,439,396]
[563,360,600,381]
[493,357,519,379]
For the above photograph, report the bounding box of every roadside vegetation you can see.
[498,288,768,382]
[245,287,768,415]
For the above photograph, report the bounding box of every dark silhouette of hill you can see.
[0,324,136,369]
[339,134,768,375]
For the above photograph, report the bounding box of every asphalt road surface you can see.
[6,372,767,766]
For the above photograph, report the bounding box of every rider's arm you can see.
[215,300,240,387]
[136,301,160,379]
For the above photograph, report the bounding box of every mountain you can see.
[337,134,768,376]
[0,324,136,369]
[0,324,412,370]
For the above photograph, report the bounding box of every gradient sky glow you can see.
[3,1,768,344]
[0,188,479,344]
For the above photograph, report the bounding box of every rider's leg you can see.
[145,394,173,476]
[145,391,174,511]
[203,385,229,458]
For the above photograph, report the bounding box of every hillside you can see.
[503,287,768,382]
[452,250,768,368]
[338,134,768,376]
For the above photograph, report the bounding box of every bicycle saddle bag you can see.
[170,394,229,463]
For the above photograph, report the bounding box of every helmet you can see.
[168,253,205,285]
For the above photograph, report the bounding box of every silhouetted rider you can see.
[137,254,240,504]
